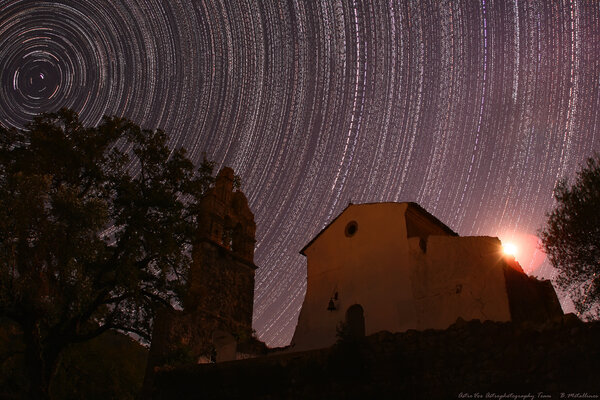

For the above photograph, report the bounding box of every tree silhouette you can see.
[540,154,600,320]
[0,109,215,399]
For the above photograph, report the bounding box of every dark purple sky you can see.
[1,1,599,346]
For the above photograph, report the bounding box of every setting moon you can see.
[502,242,518,256]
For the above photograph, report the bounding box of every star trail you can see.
[1,1,599,346]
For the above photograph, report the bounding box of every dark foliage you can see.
[0,109,216,398]
[540,154,600,319]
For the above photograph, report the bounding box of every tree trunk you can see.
[23,327,60,400]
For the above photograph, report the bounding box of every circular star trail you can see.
[1,1,599,346]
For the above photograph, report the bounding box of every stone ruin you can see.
[143,167,262,392]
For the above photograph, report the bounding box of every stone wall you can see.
[152,315,600,399]
[502,261,564,323]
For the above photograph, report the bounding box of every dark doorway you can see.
[345,304,365,338]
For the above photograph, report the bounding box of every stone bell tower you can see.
[143,167,258,393]
[186,166,257,334]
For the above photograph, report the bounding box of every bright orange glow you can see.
[502,242,518,256]
[497,233,546,275]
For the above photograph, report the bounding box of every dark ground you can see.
[152,315,600,400]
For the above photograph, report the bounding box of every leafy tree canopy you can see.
[0,109,216,398]
[540,154,600,320]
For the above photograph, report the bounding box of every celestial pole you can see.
[1,0,599,346]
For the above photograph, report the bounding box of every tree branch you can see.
[140,289,172,309]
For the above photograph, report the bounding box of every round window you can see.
[345,221,358,237]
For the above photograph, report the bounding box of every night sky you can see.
[1,1,599,347]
